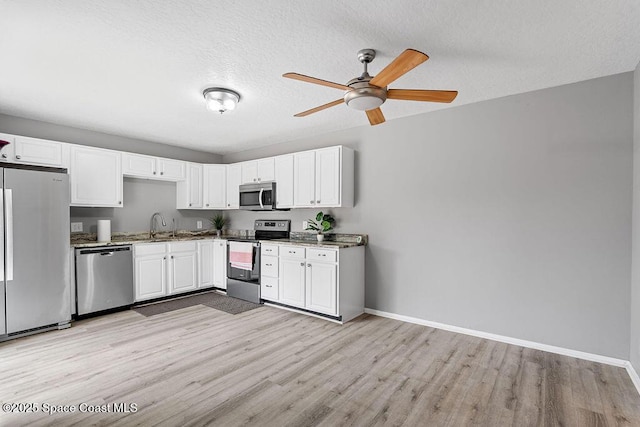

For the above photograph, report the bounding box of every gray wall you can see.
[0,113,222,163]
[224,73,634,359]
[0,113,223,234]
[631,62,640,370]
[71,178,220,234]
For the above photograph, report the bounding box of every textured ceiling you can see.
[0,1,638,155]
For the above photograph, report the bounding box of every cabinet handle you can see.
[189,203,192,207]
[171,255,174,259]
[316,200,320,203]
[15,155,21,160]
[266,263,272,266]
[153,171,156,175]
[307,263,312,267]
[206,203,209,207]
[118,201,122,204]
[253,178,257,182]
[258,178,261,181]
[266,284,272,288]
[164,257,166,260]
[319,254,326,257]
[1,154,6,159]
[227,203,230,207]
[300,262,304,266]
[160,171,164,175]
[310,201,315,204]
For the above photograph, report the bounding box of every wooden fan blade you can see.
[365,108,385,126]
[369,49,429,88]
[387,89,458,103]
[294,99,344,117]
[283,73,350,91]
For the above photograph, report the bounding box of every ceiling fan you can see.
[283,48,458,126]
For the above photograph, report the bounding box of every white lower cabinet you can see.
[213,239,227,289]
[134,241,198,301]
[168,242,198,294]
[263,243,364,322]
[198,240,214,288]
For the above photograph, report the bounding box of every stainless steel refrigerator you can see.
[0,164,71,339]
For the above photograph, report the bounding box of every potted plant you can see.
[305,211,335,242]
[209,214,226,238]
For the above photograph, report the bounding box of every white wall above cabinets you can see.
[262,243,364,323]
[122,153,186,181]
[70,145,123,207]
[241,158,275,184]
[293,146,354,208]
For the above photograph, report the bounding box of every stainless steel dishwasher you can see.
[75,245,134,316]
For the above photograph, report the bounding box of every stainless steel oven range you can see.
[226,220,290,304]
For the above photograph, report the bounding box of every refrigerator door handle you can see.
[6,188,13,281]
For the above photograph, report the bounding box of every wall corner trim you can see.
[364,308,636,387]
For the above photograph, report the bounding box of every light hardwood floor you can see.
[1,304,639,426]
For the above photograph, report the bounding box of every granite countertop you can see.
[71,231,368,249]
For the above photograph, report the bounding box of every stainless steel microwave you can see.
[239,181,277,210]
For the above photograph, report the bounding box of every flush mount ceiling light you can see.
[203,87,241,114]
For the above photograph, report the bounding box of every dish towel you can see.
[229,242,254,271]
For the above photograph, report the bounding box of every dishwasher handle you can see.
[77,246,132,256]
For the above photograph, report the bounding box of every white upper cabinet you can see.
[203,164,226,209]
[275,154,294,209]
[176,163,203,209]
[70,145,123,207]
[122,153,185,181]
[13,136,68,168]
[293,151,317,208]
[158,158,185,181]
[226,163,242,209]
[293,146,354,208]
[241,158,275,184]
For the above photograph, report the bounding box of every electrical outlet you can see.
[71,222,83,232]
[196,221,202,229]
[302,220,308,230]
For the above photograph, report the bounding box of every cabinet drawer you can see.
[261,244,279,256]
[261,255,278,277]
[135,243,167,256]
[261,276,278,301]
[280,246,305,259]
[169,241,198,253]
[307,248,337,263]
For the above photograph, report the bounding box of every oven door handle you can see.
[259,188,264,209]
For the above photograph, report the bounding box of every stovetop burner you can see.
[227,220,291,242]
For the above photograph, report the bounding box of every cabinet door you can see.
[186,163,203,208]
[135,255,167,301]
[279,258,306,308]
[122,153,157,178]
[293,151,316,208]
[274,154,294,208]
[213,240,227,289]
[70,146,123,207]
[0,133,15,164]
[158,159,186,181]
[14,136,66,167]
[198,241,214,288]
[305,262,337,316]
[315,146,341,207]
[257,158,275,182]
[241,161,258,184]
[226,164,242,209]
[203,164,227,209]
[169,251,198,294]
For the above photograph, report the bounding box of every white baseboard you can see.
[625,362,640,395]
[364,308,629,369]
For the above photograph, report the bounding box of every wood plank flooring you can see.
[1,304,639,426]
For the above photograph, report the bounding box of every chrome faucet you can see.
[150,212,166,238]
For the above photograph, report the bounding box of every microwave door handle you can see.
[259,188,264,209]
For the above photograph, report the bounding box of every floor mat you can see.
[133,291,262,317]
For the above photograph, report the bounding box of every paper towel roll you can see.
[97,220,111,242]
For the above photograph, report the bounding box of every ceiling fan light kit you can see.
[203,87,241,114]
[283,48,458,126]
